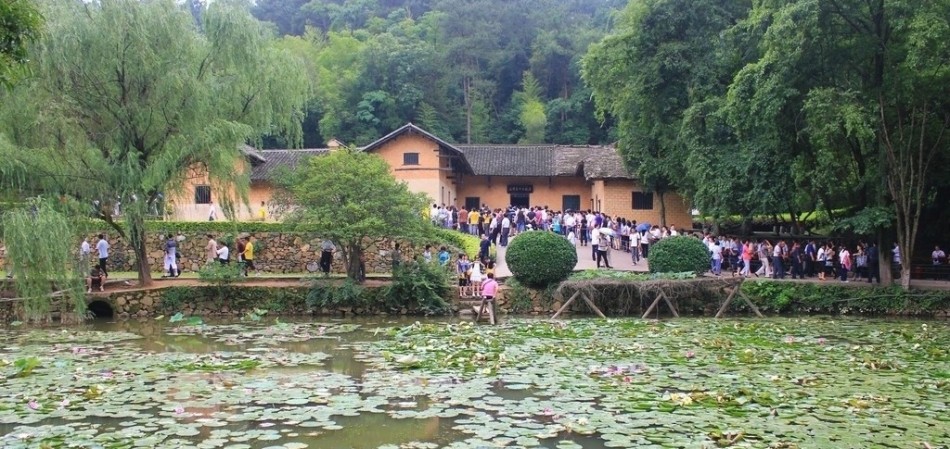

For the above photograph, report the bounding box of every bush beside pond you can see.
[648,236,710,275]
[506,231,577,287]
[741,281,950,315]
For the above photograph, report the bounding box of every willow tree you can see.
[0,0,310,285]
[0,0,42,88]
[3,206,86,323]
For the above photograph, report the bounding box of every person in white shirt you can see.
[500,215,511,247]
[630,231,641,264]
[670,225,679,236]
[208,201,217,221]
[710,240,723,276]
[95,234,110,278]
[216,243,230,264]
[933,246,946,265]
[79,237,91,268]
[816,245,828,280]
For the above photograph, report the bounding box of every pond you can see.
[0,315,947,448]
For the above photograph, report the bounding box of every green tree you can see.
[278,149,432,281]
[0,0,42,88]
[515,72,547,144]
[0,0,310,286]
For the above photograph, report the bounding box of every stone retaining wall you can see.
[1,232,423,275]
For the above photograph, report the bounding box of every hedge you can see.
[506,231,577,287]
[648,236,710,275]
[740,281,950,315]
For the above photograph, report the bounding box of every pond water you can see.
[0,315,947,448]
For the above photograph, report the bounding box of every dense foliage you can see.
[506,231,578,287]
[0,0,310,286]
[647,236,710,275]
[741,282,950,316]
[251,0,623,147]
[584,0,950,287]
[2,207,85,322]
[307,279,366,310]
[0,0,41,88]
[383,260,453,315]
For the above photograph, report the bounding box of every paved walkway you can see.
[494,240,648,278]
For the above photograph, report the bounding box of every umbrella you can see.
[598,227,615,237]
[636,223,652,232]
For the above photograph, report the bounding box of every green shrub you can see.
[433,229,495,261]
[741,282,950,315]
[504,278,533,313]
[506,231,577,287]
[307,279,365,310]
[197,262,244,285]
[648,236,710,275]
[383,259,453,315]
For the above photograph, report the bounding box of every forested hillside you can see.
[250,0,626,147]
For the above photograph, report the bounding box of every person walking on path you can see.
[163,234,179,278]
[205,234,218,264]
[95,234,110,279]
[208,201,217,221]
[478,234,491,262]
[596,233,612,269]
[839,246,852,282]
[242,237,258,276]
[320,240,335,275]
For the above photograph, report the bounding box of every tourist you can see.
[79,236,91,272]
[568,229,576,246]
[500,214,511,247]
[823,244,836,280]
[96,234,110,279]
[235,236,246,269]
[579,214,588,246]
[456,254,471,298]
[358,252,367,282]
[205,234,218,264]
[854,245,867,280]
[816,243,828,281]
[755,240,772,278]
[772,240,786,279]
[258,201,267,221]
[423,244,433,263]
[596,232,612,269]
[804,240,817,277]
[630,230,641,264]
[892,243,902,272]
[469,208,480,236]
[789,242,804,279]
[867,243,881,284]
[933,246,946,265]
[242,237,258,276]
[740,239,753,277]
[320,239,335,275]
[438,246,450,266]
[208,201,217,221]
[481,272,498,301]
[163,234,179,278]
[470,257,484,296]
[478,234,491,262]
[391,243,403,272]
[839,245,852,282]
[709,239,723,276]
[640,229,651,259]
[86,265,104,293]
[216,241,230,264]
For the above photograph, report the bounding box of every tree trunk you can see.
[128,215,153,287]
[339,241,363,282]
[899,266,911,289]
[657,191,667,228]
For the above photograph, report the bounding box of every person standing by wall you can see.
[95,234,110,279]
[208,201,217,221]
[163,234,179,278]
[242,237,258,276]
[866,243,881,284]
[205,234,218,264]
[320,240,335,276]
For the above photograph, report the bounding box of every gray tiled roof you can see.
[250,149,328,181]
[457,144,633,179]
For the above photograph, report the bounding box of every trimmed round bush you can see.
[648,236,710,275]
[506,231,578,287]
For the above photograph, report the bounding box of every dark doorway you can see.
[87,300,114,319]
[510,194,530,208]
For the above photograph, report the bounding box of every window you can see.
[195,185,212,204]
[562,195,581,212]
[465,197,480,210]
[632,192,654,210]
[403,152,419,165]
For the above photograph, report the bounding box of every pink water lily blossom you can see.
[27,400,40,410]
[317,326,327,336]
[784,336,796,344]
[60,399,70,408]
[541,407,555,416]
[685,351,696,359]
[817,337,827,345]
[174,406,185,415]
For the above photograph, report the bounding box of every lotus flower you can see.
[817,338,827,346]
[60,399,70,408]
[100,370,113,378]
[541,407,555,416]
[174,406,185,415]
[784,336,796,344]
[317,326,327,336]
[27,400,40,410]
[685,351,696,359]
[243,388,253,395]
[623,376,632,383]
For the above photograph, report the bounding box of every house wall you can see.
[167,159,267,222]
[372,134,450,204]
[456,176,592,211]
[597,179,693,228]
